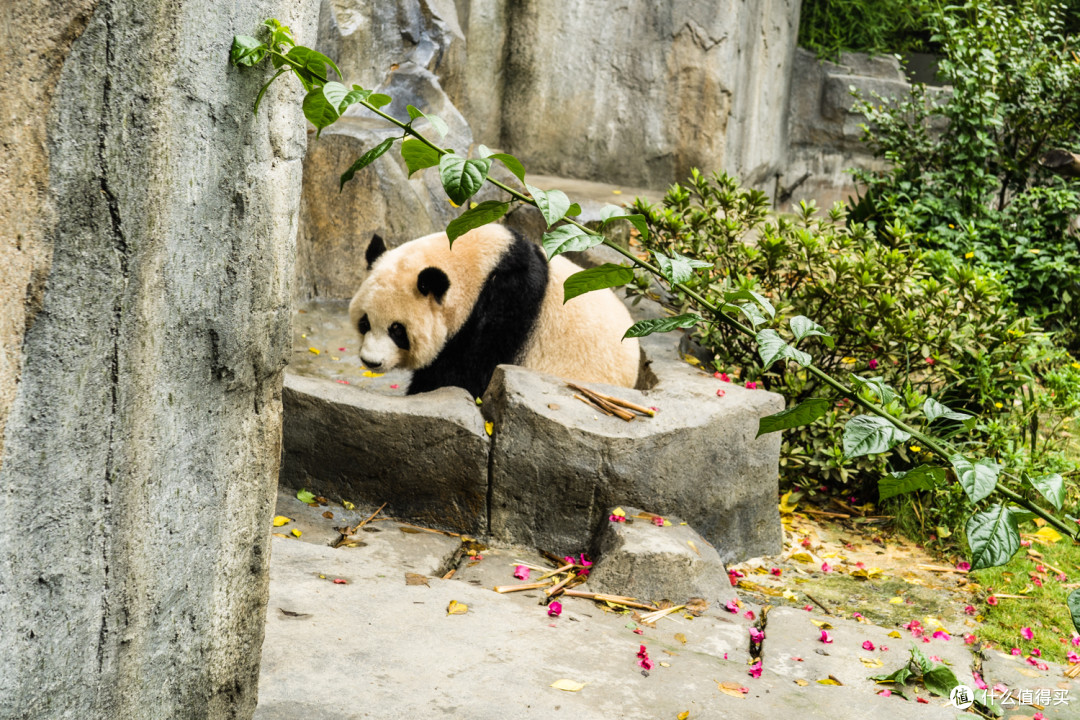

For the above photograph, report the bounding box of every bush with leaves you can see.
[851,0,1080,345]
[630,170,1078,504]
[799,0,932,59]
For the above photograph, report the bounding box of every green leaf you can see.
[367,93,392,109]
[756,398,831,437]
[1068,588,1080,635]
[756,329,812,369]
[230,35,267,66]
[599,208,649,242]
[477,145,526,184]
[406,105,448,138]
[1026,472,1064,511]
[400,139,441,177]
[302,83,349,136]
[966,505,1020,570]
[724,289,775,318]
[339,87,370,113]
[339,137,395,190]
[599,204,626,222]
[623,314,702,339]
[654,252,712,285]
[923,663,959,697]
[789,315,835,348]
[849,375,897,405]
[870,665,913,685]
[723,302,769,328]
[566,203,581,217]
[950,454,1000,504]
[285,46,341,85]
[923,397,973,423]
[296,488,316,504]
[541,225,601,258]
[563,264,634,303]
[446,201,510,245]
[526,184,572,228]
[842,415,910,459]
[909,646,934,674]
[878,465,946,501]
[439,155,490,205]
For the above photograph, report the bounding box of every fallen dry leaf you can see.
[811,620,833,629]
[405,573,429,587]
[279,608,311,619]
[687,540,701,556]
[447,600,468,615]
[859,657,884,669]
[817,676,843,686]
[716,681,747,699]
[550,679,586,692]
[677,712,690,720]
[322,511,334,519]
[674,633,687,645]
[685,597,708,616]
[794,678,809,686]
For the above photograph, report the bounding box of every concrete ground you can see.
[254,491,1078,719]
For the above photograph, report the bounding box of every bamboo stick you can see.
[494,580,555,593]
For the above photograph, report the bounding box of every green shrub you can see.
[631,170,1078,503]
[851,0,1080,345]
[799,0,932,59]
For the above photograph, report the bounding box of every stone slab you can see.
[280,371,489,534]
[482,362,784,563]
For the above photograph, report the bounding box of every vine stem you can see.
[355,99,1078,541]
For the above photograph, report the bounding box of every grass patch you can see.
[970,532,1080,664]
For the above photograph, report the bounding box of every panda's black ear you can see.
[417,267,450,304]
[365,234,386,269]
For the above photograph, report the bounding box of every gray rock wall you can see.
[0,1,317,718]
[295,0,802,299]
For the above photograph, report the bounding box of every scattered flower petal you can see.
[964,634,976,645]
[821,562,831,574]
[1022,627,1034,640]
[820,630,833,644]
[862,641,875,651]
[932,630,950,641]
[987,596,998,606]
[749,627,764,644]
[748,660,762,679]
[725,599,740,614]
[877,689,891,697]
[868,359,879,369]
[744,610,756,620]
[956,561,971,572]
[771,567,782,577]
[964,605,976,615]
[745,381,757,389]
[547,601,562,617]
[513,565,530,580]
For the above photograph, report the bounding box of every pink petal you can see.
[1037,564,1047,573]
[932,630,950,641]
[744,610,756,620]
[716,389,726,397]
[964,605,976,615]
[633,628,643,635]
[637,644,648,658]
[862,641,875,651]
[956,561,971,572]
[972,671,987,690]
[1021,627,1034,640]
[771,567,782,577]
[725,599,740,614]
[821,562,831,573]
[916,697,929,704]
[609,514,626,523]
[638,657,654,670]
[547,601,562,617]
[389,384,399,389]
[749,628,765,644]
[1032,648,1042,657]
[964,634,976,645]
[748,660,762,679]
[803,605,813,612]
[877,689,891,697]
[820,630,833,644]
[987,595,998,606]
[745,381,757,389]
[993,683,1009,695]
[1011,647,1021,656]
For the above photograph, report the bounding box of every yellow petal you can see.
[308,347,320,355]
[888,598,903,606]
[484,421,493,436]
[687,540,701,556]
[612,507,626,517]
[290,528,302,537]
[343,501,355,511]
[1032,527,1062,544]
[859,657,884,668]
[675,632,687,644]
[447,600,469,615]
[778,491,799,514]
[817,678,842,686]
[362,370,384,378]
[811,620,833,629]
[678,712,690,720]
[782,590,798,601]
[794,679,809,686]
[887,630,902,638]
[272,515,291,527]
[790,552,814,563]
[550,679,585,692]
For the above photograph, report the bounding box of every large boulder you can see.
[481,362,784,563]
[0,1,317,717]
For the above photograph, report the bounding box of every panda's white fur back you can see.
[349,224,640,395]
[523,254,640,388]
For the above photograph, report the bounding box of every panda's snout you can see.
[360,357,382,369]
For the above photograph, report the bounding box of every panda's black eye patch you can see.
[357,314,371,334]
[389,322,410,350]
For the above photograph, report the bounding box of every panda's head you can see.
[348,234,454,372]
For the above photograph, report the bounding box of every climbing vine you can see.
[231,19,1080,635]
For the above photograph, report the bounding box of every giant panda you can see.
[347,223,640,398]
